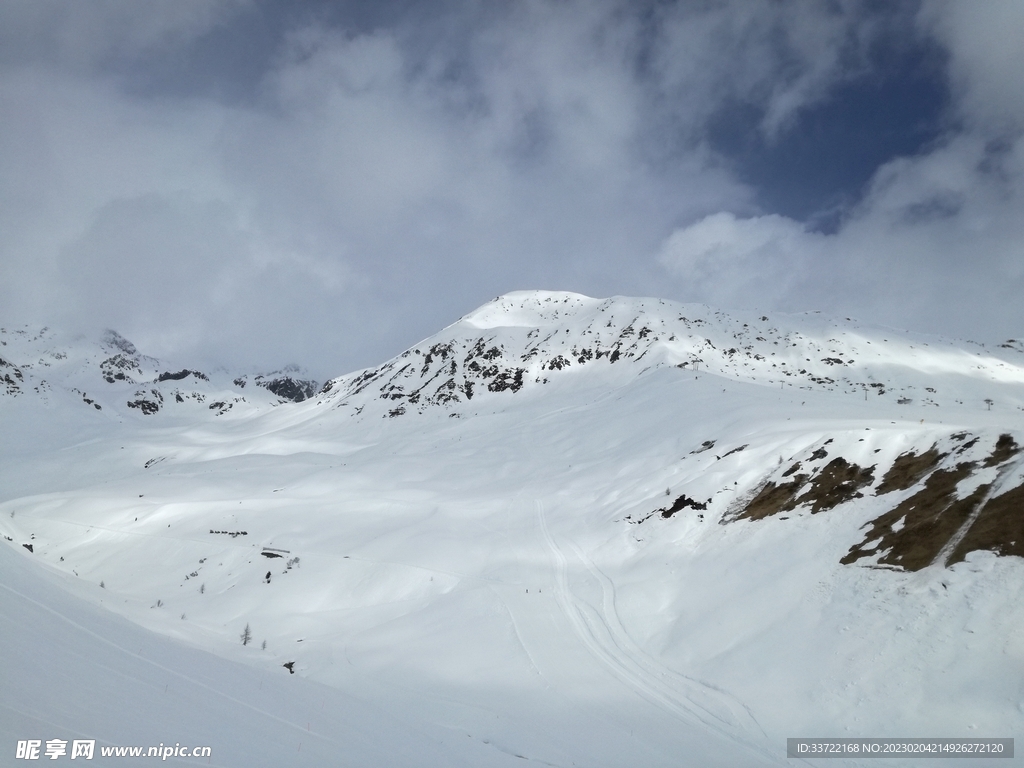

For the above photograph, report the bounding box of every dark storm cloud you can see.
[0,1,1021,379]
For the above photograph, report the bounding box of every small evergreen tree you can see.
[241,623,252,646]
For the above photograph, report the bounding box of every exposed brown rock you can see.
[842,462,985,571]
[947,482,1024,563]
[796,457,875,513]
[659,494,708,519]
[738,457,874,521]
[737,476,809,521]
[984,434,1020,467]
[876,446,945,495]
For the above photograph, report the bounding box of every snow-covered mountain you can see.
[3,291,1024,767]
[0,325,319,417]
[320,290,1024,417]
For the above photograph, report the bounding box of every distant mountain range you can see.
[0,325,319,416]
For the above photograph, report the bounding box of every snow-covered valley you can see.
[3,291,1024,766]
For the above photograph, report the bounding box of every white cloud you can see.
[656,127,1024,340]
[920,0,1024,133]
[649,0,1024,342]
[649,0,884,141]
[1,0,1022,376]
[657,212,820,307]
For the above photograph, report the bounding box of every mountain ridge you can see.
[318,290,1024,420]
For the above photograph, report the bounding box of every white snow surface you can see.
[3,291,1024,766]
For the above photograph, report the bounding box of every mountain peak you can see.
[458,291,601,329]
[320,292,1024,419]
[101,329,138,356]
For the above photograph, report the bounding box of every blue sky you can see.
[1,0,1021,379]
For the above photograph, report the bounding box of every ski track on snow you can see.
[536,501,780,765]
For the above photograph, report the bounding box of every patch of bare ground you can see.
[738,472,808,521]
[737,458,874,521]
[842,434,1021,570]
[841,462,986,571]
[659,494,709,519]
[938,434,1022,564]
[947,482,1024,563]
[799,458,875,513]
[728,432,1022,570]
[876,445,945,495]
[984,433,1020,467]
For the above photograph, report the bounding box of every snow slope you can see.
[3,291,1024,767]
[0,543,494,767]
